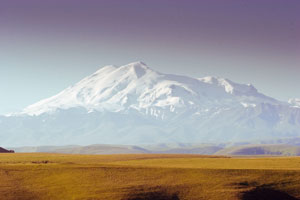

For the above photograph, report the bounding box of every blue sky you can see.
[0,0,299,114]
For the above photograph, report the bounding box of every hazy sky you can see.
[0,0,299,114]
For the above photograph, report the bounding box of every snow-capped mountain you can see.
[21,61,279,117]
[1,62,300,146]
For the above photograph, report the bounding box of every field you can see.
[0,154,300,200]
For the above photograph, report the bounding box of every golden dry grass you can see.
[0,153,300,200]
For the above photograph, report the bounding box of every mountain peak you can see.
[121,61,149,70]
[117,61,152,78]
[128,61,148,66]
[94,62,149,77]
[198,76,258,96]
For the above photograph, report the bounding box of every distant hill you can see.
[144,143,223,155]
[0,147,14,153]
[13,144,149,154]
[215,144,300,156]
[12,144,220,155]
[53,144,150,154]
[12,145,80,153]
[10,143,300,156]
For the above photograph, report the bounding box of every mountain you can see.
[215,144,300,156]
[1,61,300,147]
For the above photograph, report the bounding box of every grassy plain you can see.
[0,153,300,200]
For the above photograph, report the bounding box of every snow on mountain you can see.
[1,61,300,146]
[21,61,278,117]
[289,98,300,108]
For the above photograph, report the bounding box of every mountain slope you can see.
[1,62,300,146]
